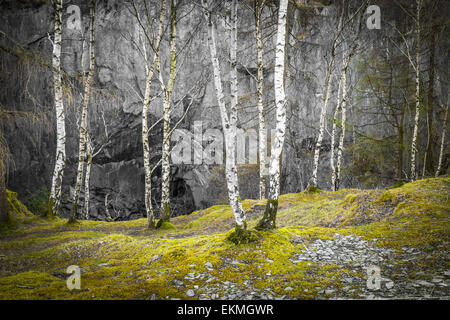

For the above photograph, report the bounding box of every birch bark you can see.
[202,0,246,229]
[334,39,357,190]
[435,104,448,177]
[141,0,166,228]
[159,0,177,223]
[49,0,66,216]
[335,59,348,191]
[410,0,422,181]
[69,0,95,223]
[83,138,93,219]
[255,0,267,199]
[310,5,344,187]
[330,73,343,191]
[422,27,436,177]
[256,0,288,230]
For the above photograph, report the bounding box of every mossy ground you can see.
[0,177,448,299]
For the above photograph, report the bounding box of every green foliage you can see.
[352,49,417,185]
[25,186,49,216]
[347,136,397,188]
[6,190,33,217]
[0,189,35,232]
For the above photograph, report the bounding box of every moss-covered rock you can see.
[305,185,324,194]
[6,190,33,217]
[158,221,176,230]
[225,223,259,245]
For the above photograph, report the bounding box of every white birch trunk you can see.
[335,63,348,190]
[310,6,344,187]
[229,0,238,140]
[142,0,166,227]
[410,0,421,181]
[83,138,93,219]
[330,73,343,191]
[49,0,66,215]
[256,0,288,230]
[142,56,158,226]
[255,0,267,199]
[268,0,288,200]
[202,0,245,228]
[69,0,95,222]
[435,104,448,177]
[160,0,177,222]
[334,40,356,191]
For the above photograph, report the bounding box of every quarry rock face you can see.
[1,0,447,220]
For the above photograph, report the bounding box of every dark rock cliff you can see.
[1,0,448,220]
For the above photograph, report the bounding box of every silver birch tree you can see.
[435,103,448,177]
[158,0,177,224]
[255,0,267,199]
[69,0,95,223]
[202,0,247,236]
[49,0,66,216]
[330,72,343,191]
[256,0,288,230]
[334,54,350,191]
[410,0,422,181]
[135,0,166,228]
[331,14,361,191]
[83,118,110,220]
[310,3,344,188]
[83,136,93,219]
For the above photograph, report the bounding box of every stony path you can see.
[168,233,449,300]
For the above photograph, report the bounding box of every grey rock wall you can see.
[1,0,448,220]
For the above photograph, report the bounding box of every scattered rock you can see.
[414,280,434,287]
[186,289,195,297]
[97,263,113,267]
[173,279,184,287]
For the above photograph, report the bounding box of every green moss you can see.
[0,177,448,299]
[378,190,395,203]
[225,223,259,245]
[305,186,323,193]
[387,181,405,189]
[158,221,176,230]
[343,193,358,205]
[1,190,36,233]
[39,199,54,219]
[184,205,233,230]
[6,190,33,217]
[0,271,64,299]
[256,199,278,230]
[160,202,170,222]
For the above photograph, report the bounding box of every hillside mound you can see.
[0,177,448,299]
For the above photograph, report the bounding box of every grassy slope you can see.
[0,177,448,299]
